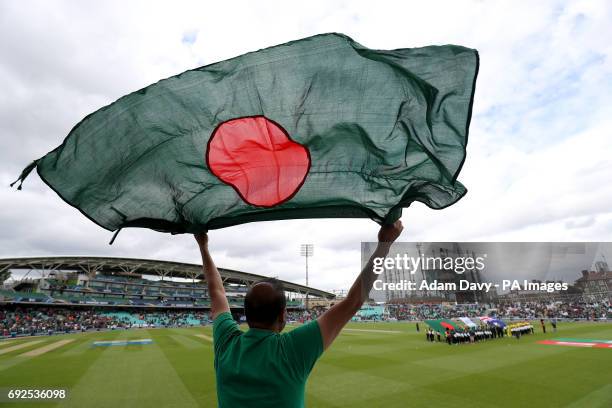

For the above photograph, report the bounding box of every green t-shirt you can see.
[213,312,323,408]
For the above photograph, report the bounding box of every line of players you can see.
[425,325,507,345]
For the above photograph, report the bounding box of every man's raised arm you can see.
[195,233,230,319]
[317,221,403,350]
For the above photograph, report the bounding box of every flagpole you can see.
[300,244,314,312]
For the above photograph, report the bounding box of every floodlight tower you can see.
[416,242,426,297]
[300,244,314,310]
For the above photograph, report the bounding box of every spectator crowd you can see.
[1,298,609,339]
[387,299,611,321]
[1,308,209,337]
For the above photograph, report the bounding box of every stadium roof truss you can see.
[0,256,335,299]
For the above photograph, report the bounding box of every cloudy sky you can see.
[1,0,611,291]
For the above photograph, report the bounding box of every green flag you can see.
[13,33,478,234]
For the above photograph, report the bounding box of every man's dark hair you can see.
[244,278,287,327]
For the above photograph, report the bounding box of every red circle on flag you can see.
[206,116,311,207]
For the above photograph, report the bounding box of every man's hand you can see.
[195,232,208,247]
[378,220,403,244]
[317,219,404,350]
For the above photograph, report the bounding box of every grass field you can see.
[0,321,610,407]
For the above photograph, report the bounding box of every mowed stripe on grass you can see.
[0,337,42,345]
[0,340,21,348]
[0,340,43,355]
[20,339,74,357]
[0,341,22,348]
[194,334,213,342]
[169,334,204,349]
[57,330,201,408]
[343,328,402,334]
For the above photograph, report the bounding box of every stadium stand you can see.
[0,256,333,311]
[0,256,334,339]
[386,299,611,320]
[353,305,386,321]
[0,307,212,337]
[0,306,313,338]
